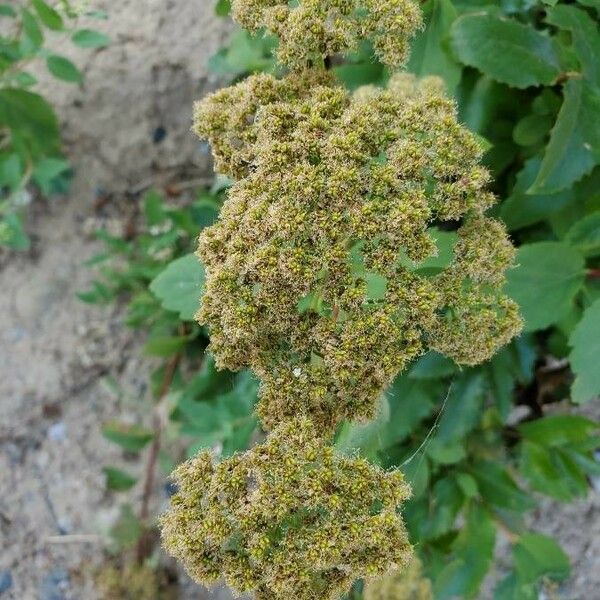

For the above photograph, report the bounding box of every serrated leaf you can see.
[450,14,561,88]
[72,29,111,48]
[103,466,137,491]
[47,55,83,82]
[32,0,63,30]
[569,299,600,403]
[530,78,600,194]
[149,254,205,320]
[565,213,600,257]
[513,533,570,584]
[102,422,154,452]
[546,5,600,86]
[505,242,586,331]
[408,0,462,92]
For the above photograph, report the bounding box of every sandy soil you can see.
[1,1,232,598]
[0,1,598,599]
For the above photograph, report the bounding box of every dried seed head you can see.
[364,557,433,600]
[161,418,412,600]
[195,71,521,432]
[231,0,422,69]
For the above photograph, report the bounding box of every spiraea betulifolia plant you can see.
[160,1,522,597]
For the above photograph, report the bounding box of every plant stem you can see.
[135,351,181,563]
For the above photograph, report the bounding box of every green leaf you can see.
[411,477,465,540]
[546,5,600,86]
[335,396,391,461]
[0,4,17,17]
[411,229,457,275]
[513,533,570,584]
[519,415,598,446]
[215,0,231,16]
[0,214,30,251]
[472,461,536,512]
[435,504,496,599]
[569,299,600,403]
[102,422,154,452]
[426,438,466,465]
[450,14,561,88]
[565,213,600,257]
[0,88,60,158]
[103,466,137,491]
[109,504,141,549]
[32,157,71,193]
[0,153,23,190]
[408,0,462,93]
[520,440,589,501]
[494,574,537,600]
[505,242,586,331]
[531,78,600,194]
[500,158,573,231]
[46,55,83,82]
[512,113,553,147]
[486,348,517,421]
[381,376,442,448]
[333,62,384,90]
[21,8,44,49]
[32,0,64,30]
[143,335,188,357]
[437,372,485,442]
[409,351,458,380]
[149,254,205,320]
[71,29,111,48]
[208,30,275,77]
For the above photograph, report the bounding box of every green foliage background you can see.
[0,0,109,249]
[80,1,600,598]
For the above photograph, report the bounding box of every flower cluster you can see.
[231,0,422,69]
[364,558,433,600]
[195,71,521,431]
[162,5,522,598]
[161,419,412,600]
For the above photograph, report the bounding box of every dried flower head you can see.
[161,418,412,600]
[364,557,433,600]
[195,71,521,432]
[231,0,422,69]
